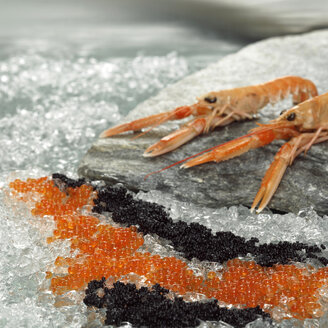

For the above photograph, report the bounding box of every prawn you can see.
[100,76,317,156]
[179,92,328,213]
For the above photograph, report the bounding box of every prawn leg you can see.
[251,131,328,213]
[251,140,296,213]
[181,125,299,168]
[99,105,210,138]
[144,114,235,157]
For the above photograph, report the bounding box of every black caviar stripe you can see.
[52,174,327,267]
[84,278,271,328]
[91,183,327,267]
[52,173,86,189]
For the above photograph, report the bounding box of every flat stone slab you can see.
[79,30,328,215]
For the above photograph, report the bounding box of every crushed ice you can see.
[0,50,189,176]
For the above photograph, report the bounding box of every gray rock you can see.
[79,30,328,215]
[155,0,328,39]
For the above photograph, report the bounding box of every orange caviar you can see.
[9,177,328,320]
[10,177,95,216]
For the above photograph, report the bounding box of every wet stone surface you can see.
[79,30,328,215]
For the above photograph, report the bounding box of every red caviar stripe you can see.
[9,177,328,320]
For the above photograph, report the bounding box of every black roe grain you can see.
[84,279,270,328]
[52,173,85,189]
[91,182,326,267]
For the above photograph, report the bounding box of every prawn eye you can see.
[286,112,296,121]
[280,109,287,115]
[204,96,217,103]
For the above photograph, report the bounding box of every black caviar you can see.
[52,173,86,189]
[91,182,327,267]
[84,279,270,328]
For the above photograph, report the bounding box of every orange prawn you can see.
[100,76,317,156]
[178,92,328,213]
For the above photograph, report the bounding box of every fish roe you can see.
[9,177,328,320]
